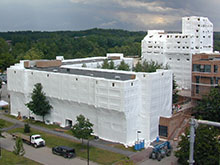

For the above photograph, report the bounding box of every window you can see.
[210,77,214,84]
[131,82,133,86]
[196,76,200,83]
[159,125,168,137]
[47,74,49,77]
[196,85,199,94]
[214,65,218,73]
[216,78,219,84]
[112,83,115,87]
[193,64,201,72]
[14,71,16,74]
[204,65,211,72]
[76,78,78,81]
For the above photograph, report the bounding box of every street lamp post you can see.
[189,118,220,165]
[87,139,90,165]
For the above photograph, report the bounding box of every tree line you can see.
[1,30,220,72]
[0,28,145,71]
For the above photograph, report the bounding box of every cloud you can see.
[1,0,220,31]
[100,21,117,27]
[113,0,175,13]
[115,12,180,30]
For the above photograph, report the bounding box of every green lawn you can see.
[16,117,134,152]
[4,114,17,120]
[24,119,61,130]
[7,127,131,165]
[0,149,41,165]
[0,119,13,128]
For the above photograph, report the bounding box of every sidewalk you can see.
[0,114,134,157]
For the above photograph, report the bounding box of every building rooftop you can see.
[28,66,136,81]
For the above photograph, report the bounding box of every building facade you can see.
[7,55,172,147]
[142,16,213,90]
[192,53,220,100]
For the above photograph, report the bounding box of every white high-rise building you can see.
[142,16,213,89]
[7,54,172,147]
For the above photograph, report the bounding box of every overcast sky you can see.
[1,0,220,32]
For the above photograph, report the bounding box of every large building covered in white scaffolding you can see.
[142,16,213,89]
[7,54,172,147]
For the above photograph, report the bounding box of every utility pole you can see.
[87,139,90,165]
[189,118,220,165]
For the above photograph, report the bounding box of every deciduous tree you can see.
[175,125,220,165]
[194,87,220,122]
[72,114,93,144]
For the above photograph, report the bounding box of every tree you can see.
[72,114,93,144]
[133,61,143,72]
[175,125,220,165]
[109,60,115,69]
[133,60,163,73]
[117,60,130,71]
[194,87,220,122]
[101,59,109,69]
[26,83,52,122]
[142,60,163,72]
[173,76,179,104]
[13,137,25,156]
[23,48,43,60]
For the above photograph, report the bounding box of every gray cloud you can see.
[0,0,219,31]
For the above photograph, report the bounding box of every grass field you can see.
[0,149,41,165]
[7,127,132,165]
[0,119,13,128]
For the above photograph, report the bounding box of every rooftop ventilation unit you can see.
[115,76,120,80]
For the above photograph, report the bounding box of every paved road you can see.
[0,132,97,165]
[0,114,134,157]
[138,152,178,165]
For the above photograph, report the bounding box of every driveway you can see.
[0,132,97,165]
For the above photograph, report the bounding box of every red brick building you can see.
[192,53,220,100]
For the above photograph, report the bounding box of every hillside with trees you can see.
[0,29,220,72]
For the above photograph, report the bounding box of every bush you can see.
[24,123,30,133]
[13,137,25,156]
